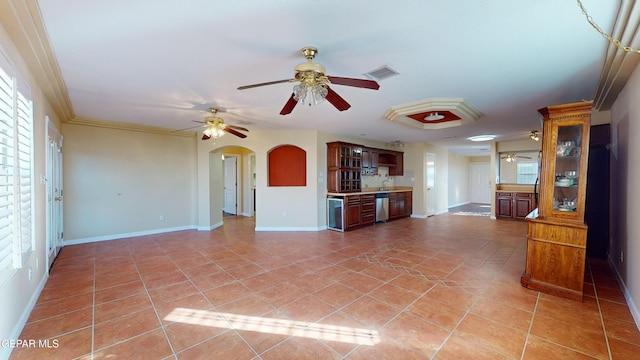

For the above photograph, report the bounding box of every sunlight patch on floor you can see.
[164,307,380,346]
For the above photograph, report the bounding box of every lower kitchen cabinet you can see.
[496,191,534,220]
[337,191,412,231]
[360,194,376,225]
[345,195,362,229]
[389,191,412,220]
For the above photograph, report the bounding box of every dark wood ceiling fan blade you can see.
[327,76,380,90]
[325,87,351,111]
[202,134,211,140]
[237,79,292,90]
[225,124,249,132]
[280,94,298,115]
[223,127,247,138]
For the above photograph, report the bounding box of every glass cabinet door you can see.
[552,125,582,213]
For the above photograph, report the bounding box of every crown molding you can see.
[593,0,640,110]
[68,116,196,138]
[0,0,74,120]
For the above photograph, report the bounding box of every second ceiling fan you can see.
[237,46,380,115]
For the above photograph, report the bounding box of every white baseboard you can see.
[197,221,223,231]
[64,225,196,246]
[2,271,49,360]
[608,256,640,331]
[254,226,323,232]
[410,214,427,219]
[448,201,471,209]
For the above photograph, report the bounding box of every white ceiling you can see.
[36,0,619,155]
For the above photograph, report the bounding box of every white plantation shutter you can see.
[16,88,33,258]
[0,49,34,285]
[0,62,14,276]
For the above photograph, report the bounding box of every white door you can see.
[46,118,63,269]
[425,153,436,217]
[223,156,237,215]
[469,162,491,204]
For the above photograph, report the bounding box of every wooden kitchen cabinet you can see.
[327,142,362,193]
[378,150,404,176]
[514,193,533,219]
[496,192,514,219]
[328,142,402,193]
[345,195,362,230]
[343,194,376,231]
[389,191,412,220]
[496,192,534,220]
[360,194,376,225]
[361,148,378,175]
[521,101,591,301]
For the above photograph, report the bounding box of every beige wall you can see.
[61,124,198,242]
[610,61,640,324]
[0,18,64,354]
[448,152,470,207]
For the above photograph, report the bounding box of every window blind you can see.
[0,49,33,284]
[0,63,14,275]
[16,89,32,258]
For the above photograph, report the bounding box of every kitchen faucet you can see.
[381,179,390,190]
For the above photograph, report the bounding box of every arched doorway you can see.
[209,146,256,226]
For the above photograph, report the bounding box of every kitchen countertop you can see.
[327,186,413,196]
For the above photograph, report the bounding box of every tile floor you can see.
[9,213,640,359]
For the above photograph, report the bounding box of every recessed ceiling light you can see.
[468,135,496,142]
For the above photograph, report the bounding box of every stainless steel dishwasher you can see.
[375,193,389,222]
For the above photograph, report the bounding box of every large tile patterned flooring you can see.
[10,213,640,359]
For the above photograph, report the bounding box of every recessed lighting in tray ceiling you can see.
[385,98,483,130]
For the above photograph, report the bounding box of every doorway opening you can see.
[209,146,256,228]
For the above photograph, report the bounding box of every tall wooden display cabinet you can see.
[520,101,591,301]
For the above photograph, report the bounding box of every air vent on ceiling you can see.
[365,65,399,81]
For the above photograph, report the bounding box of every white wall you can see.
[62,124,198,243]
[610,61,640,325]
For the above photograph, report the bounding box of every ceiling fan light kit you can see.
[237,46,380,115]
[178,107,249,140]
[530,130,540,141]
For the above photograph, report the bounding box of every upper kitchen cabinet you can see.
[521,101,591,301]
[327,142,404,193]
[327,142,362,193]
[378,150,404,176]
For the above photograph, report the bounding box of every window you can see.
[516,162,538,184]
[0,49,33,285]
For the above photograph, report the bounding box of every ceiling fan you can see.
[237,46,380,115]
[501,153,532,162]
[180,107,249,140]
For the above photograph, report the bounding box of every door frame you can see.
[223,155,238,215]
[425,152,436,217]
[45,117,63,269]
